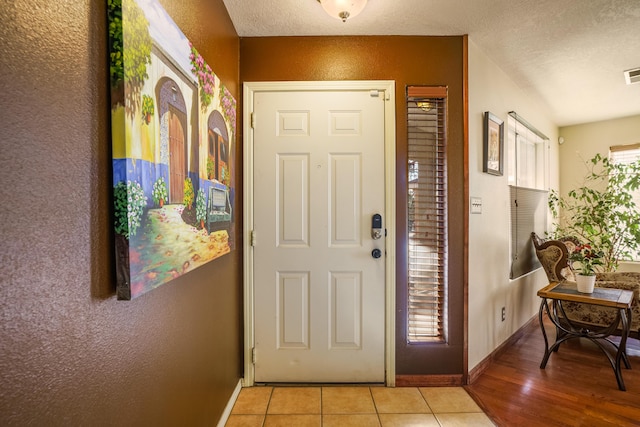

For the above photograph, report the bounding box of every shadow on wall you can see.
[89,0,117,300]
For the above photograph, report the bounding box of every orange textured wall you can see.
[240,36,466,375]
[0,0,241,424]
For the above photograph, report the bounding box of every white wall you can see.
[559,115,640,272]
[467,40,560,370]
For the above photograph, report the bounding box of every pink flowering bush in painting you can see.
[189,43,215,108]
[189,43,236,144]
[220,84,236,135]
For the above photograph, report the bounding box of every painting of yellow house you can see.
[109,0,235,299]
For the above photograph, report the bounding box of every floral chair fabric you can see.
[531,232,640,338]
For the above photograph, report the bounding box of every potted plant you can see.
[141,94,154,124]
[569,244,603,293]
[152,176,167,207]
[206,157,215,180]
[220,164,230,187]
[196,188,207,230]
[549,153,640,272]
[183,177,194,210]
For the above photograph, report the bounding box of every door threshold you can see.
[255,382,386,387]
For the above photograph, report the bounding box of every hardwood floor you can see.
[465,316,640,426]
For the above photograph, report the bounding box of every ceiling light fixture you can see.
[317,0,368,22]
[416,101,434,112]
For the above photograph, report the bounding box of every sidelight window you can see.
[406,87,448,343]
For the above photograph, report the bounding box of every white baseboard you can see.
[216,379,243,427]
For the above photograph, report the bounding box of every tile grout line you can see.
[368,386,383,426]
[419,388,445,427]
[262,386,274,426]
[418,386,436,415]
[320,386,324,425]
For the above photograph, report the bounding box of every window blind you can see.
[610,143,640,211]
[610,143,640,260]
[407,87,447,343]
[509,186,547,279]
[611,143,640,176]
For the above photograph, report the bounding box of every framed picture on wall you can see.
[483,111,504,176]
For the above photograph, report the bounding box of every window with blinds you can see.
[506,112,549,279]
[610,143,640,261]
[407,87,447,343]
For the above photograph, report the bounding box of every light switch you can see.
[470,197,482,214]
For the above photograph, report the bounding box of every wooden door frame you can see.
[242,81,396,386]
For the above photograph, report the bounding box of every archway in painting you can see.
[156,78,188,203]
[207,110,229,185]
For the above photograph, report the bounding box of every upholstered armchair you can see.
[531,232,640,338]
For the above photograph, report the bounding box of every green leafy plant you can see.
[549,153,640,272]
[123,0,152,116]
[107,0,123,87]
[151,177,167,207]
[196,188,207,228]
[114,180,147,239]
[206,157,215,180]
[220,164,230,187]
[141,94,154,124]
[569,244,603,276]
[183,177,194,210]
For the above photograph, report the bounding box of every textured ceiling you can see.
[223,0,640,126]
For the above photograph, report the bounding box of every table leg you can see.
[614,307,631,391]
[552,300,566,351]
[539,298,551,369]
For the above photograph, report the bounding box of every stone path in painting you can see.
[129,204,230,294]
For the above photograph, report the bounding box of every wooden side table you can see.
[537,281,633,391]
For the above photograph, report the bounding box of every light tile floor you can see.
[226,386,495,426]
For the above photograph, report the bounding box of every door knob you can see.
[372,249,382,259]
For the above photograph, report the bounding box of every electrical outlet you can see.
[501,306,506,322]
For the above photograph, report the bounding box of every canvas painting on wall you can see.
[108,0,236,300]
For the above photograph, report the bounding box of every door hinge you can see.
[252,347,256,364]
[251,112,255,129]
[250,230,256,246]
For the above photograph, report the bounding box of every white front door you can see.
[251,86,387,383]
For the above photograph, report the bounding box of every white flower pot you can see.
[576,274,596,293]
